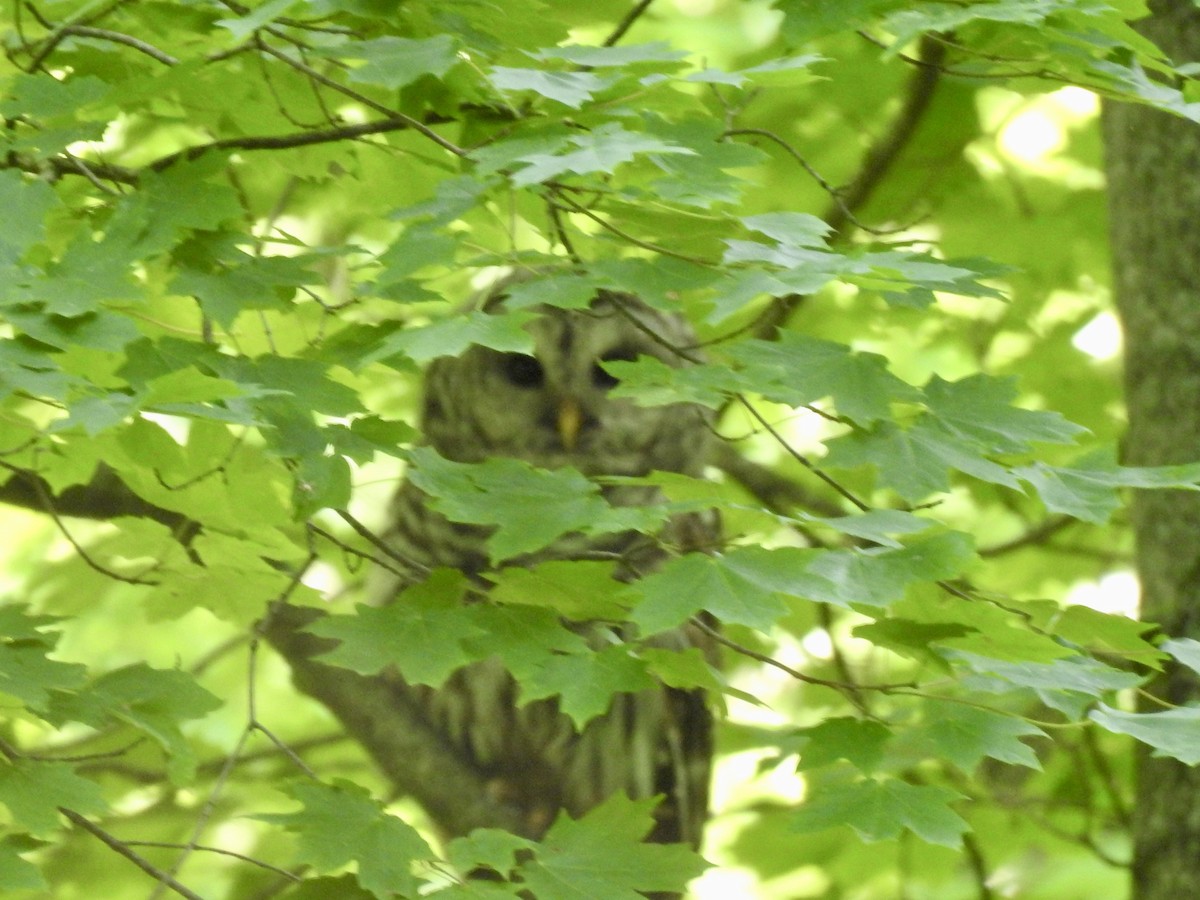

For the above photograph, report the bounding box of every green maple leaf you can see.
[0,760,106,835]
[0,607,85,711]
[462,603,590,680]
[489,561,629,620]
[311,570,480,685]
[924,374,1086,453]
[258,780,433,897]
[628,548,796,634]
[741,211,832,247]
[827,418,1021,501]
[914,702,1045,772]
[406,449,658,562]
[510,123,695,186]
[318,35,459,89]
[954,652,1142,718]
[729,333,919,425]
[802,532,976,608]
[607,354,746,409]
[0,833,46,890]
[380,310,536,364]
[490,67,618,108]
[0,643,86,712]
[1090,704,1200,765]
[530,42,688,67]
[791,779,968,847]
[1017,453,1200,524]
[793,717,893,773]
[518,794,707,898]
[48,664,221,784]
[0,171,56,261]
[523,644,655,727]
[1163,637,1200,676]
[805,508,934,546]
[1055,606,1159,659]
[445,828,533,881]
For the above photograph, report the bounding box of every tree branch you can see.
[751,33,947,339]
[60,808,206,900]
[604,0,656,47]
[150,114,463,172]
[259,603,529,837]
[0,463,190,528]
[54,25,178,65]
[711,440,846,518]
[0,463,521,836]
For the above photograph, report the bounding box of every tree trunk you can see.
[1104,2,1200,896]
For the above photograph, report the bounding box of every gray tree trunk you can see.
[1104,2,1200,896]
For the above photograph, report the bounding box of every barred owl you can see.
[377,283,718,848]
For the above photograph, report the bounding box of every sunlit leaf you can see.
[509,123,695,186]
[791,779,969,847]
[319,35,460,89]
[523,643,655,727]
[313,570,479,685]
[258,780,434,896]
[490,67,618,108]
[793,717,893,773]
[0,761,106,835]
[0,834,46,890]
[913,702,1045,772]
[405,449,660,562]
[519,794,708,898]
[1090,704,1200,765]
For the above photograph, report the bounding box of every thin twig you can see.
[334,508,431,579]
[549,191,714,265]
[127,841,302,880]
[60,808,206,900]
[690,617,912,699]
[734,395,871,512]
[57,25,178,64]
[603,0,655,47]
[20,462,161,585]
[831,34,946,234]
[148,115,461,172]
[979,515,1075,558]
[253,39,467,157]
[751,33,946,340]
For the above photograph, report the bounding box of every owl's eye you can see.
[592,347,640,390]
[499,353,545,388]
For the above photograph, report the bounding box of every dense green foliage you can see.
[1,0,1198,897]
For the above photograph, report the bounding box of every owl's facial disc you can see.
[421,295,710,477]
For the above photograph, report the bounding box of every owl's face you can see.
[421,292,710,478]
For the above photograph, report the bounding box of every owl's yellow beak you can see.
[557,398,582,450]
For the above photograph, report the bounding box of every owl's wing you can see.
[351,480,719,846]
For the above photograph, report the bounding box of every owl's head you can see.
[420,288,711,478]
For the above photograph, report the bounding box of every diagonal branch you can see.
[750,33,947,340]
[60,808,206,900]
[604,0,656,47]
[0,465,519,835]
[259,603,528,836]
[826,34,946,237]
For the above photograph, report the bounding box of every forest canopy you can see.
[0,1,1197,898]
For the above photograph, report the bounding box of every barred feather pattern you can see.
[373,291,718,847]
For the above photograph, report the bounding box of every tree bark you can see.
[1104,2,1200,896]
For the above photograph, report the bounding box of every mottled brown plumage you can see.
[376,283,717,847]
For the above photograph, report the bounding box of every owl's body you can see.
[377,287,717,847]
